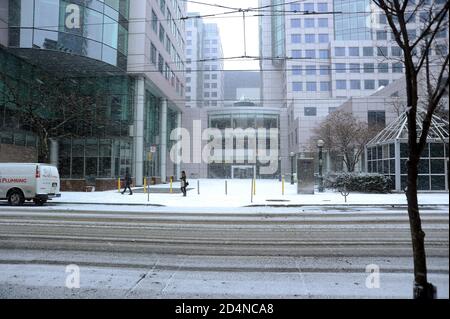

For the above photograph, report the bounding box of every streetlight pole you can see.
[317,140,325,192]
[290,152,295,185]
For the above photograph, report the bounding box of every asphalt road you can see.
[0,205,448,298]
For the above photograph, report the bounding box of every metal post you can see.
[290,153,295,185]
[282,175,285,195]
[250,179,253,203]
[197,180,200,195]
[225,180,228,195]
[170,176,173,193]
[318,146,324,192]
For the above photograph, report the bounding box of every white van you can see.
[0,163,61,206]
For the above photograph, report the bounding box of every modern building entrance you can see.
[231,165,256,179]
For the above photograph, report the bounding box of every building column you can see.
[49,139,58,167]
[134,77,145,186]
[176,111,182,180]
[160,99,168,183]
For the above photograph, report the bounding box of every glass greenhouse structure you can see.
[366,109,449,191]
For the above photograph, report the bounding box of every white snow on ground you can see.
[52,179,450,208]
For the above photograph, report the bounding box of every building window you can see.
[305,50,315,59]
[292,65,302,75]
[376,30,388,40]
[320,65,330,75]
[150,43,157,65]
[291,34,301,43]
[377,46,388,57]
[318,34,329,43]
[291,19,301,28]
[335,47,345,56]
[305,34,315,43]
[349,63,360,73]
[319,49,329,59]
[152,10,158,33]
[318,18,328,27]
[350,80,361,90]
[317,2,327,12]
[306,82,317,91]
[379,79,389,87]
[304,107,317,116]
[364,63,375,73]
[335,63,346,73]
[292,50,302,58]
[304,18,315,28]
[320,81,330,91]
[363,47,374,56]
[336,80,347,90]
[364,80,376,90]
[292,82,302,91]
[304,3,314,12]
[349,47,359,56]
[368,111,386,128]
[393,62,403,73]
[378,63,389,73]
[306,65,316,75]
[391,46,402,56]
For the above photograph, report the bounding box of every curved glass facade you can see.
[207,110,280,179]
[8,0,129,69]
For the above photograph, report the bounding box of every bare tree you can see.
[1,73,106,163]
[372,0,449,298]
[314,110,378,172]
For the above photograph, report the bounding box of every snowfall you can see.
[52,179,450,208]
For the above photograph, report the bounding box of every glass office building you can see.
[334,0,372,41]
[0,0,184,189]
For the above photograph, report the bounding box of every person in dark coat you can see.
[180,171,188,197]
[121,169,133,195]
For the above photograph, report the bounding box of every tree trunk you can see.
[406,159,435,299]
[38,134,50,164]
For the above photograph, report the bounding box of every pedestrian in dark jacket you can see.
[180,171,188,197]
[121,169,133,195]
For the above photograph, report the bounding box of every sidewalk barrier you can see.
[117,178,121,193]
[170,176,173,194]
[143,177,147,194]
[225,180,228,195]
[251,179,254,203]
[282,175,285,195]
[197,180,200,195]
[253,179,256,196]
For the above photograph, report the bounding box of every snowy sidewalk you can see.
[53,179,450,208]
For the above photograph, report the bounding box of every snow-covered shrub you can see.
[325,173,394,194]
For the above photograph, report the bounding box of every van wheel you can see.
[8,190,25,206]
[33,199,46,206]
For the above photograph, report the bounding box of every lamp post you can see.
[317,139,325,192]
[290,152,295,185]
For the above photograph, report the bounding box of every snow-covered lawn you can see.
[52,179,450,208]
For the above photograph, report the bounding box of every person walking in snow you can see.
[121,169,133,195]
[180,171,188,197]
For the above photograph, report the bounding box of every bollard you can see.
[250,180,253,203]
[225,180,228,195]
[143,177,147,194]
[197,180,200,195]
[282,175,285,195]
[147,182,150,202]
[118,177,121,193]
[170,176,173,193]
[253,179,256,196]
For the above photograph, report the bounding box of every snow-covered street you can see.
[51,179,449,208]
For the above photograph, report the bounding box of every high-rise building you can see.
[0,0,187,188]
[258,0,449,172]
[184,16,224,108]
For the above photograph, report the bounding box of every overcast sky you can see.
[186,0,260,70]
